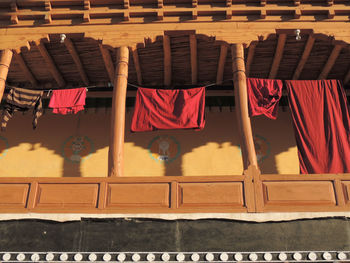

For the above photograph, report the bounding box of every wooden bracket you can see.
[328,9,335,19]
[44,14,52,24]
[293,0,300,6]
[83,13,90,22]
[226,10,232,19]
[157,0,163,8]
[44,1,52,11]
[11,15,18,24]
[123,0,129,9]
[294,9,301,19]
[260,10,266,19]
[192,0,198,8]
[327,0,334,6]
[260,0,266,7]
[84,0,90,10]
[157,10,164,20]
[226,0,232,7]
[10,2,18,12]
[123,11,130,21]
[192,10,198,20]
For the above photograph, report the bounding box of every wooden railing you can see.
[0,172,349,213]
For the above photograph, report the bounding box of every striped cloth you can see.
[1,87,43,131]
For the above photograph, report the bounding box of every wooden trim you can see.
[163,35,172,87]
[0,49,13,102]
[216,44,228,85]
[99,44,115,84]
[318,45,342,80]
[130,47,142,86]
[64,38,89,86]
[231,44,258,170]
[189,34,197,85]
[108,46,129,177]
[36,42,65,87]
[13,51,37,86]
[292,35,315,80]
[245,42,257,78]
[269,34,287,79]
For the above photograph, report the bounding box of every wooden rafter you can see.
[13,51,37,86]
[245,42,257,77]
[189,34,197,85]
[216,45,228,85]
[292,35,315,80]
[36,42,65,87]
[318,45,342,80]
[268,34,287,79]
[131,47,142,85]
[0,49,13,102]
[99,44,115,84]
[163,35,172,86]
[64,38,89,86]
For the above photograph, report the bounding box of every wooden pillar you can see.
[108,46,129,177]
[231,44,258,171]
[0,49,13,102]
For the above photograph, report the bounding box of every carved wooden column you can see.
[0,49,13,102]
[231,44,258,171]
[108,46,129,177]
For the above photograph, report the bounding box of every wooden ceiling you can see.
[5,32,350,90]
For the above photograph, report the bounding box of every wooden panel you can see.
[342,181,350,204]
[35,184,99,208]
[263,181,336,206]
[106,183,170,208]
[178,182,244,208]
[0,184,29,208]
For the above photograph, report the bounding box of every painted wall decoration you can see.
[254,134,270,163]
[0,136,9,160]
[61,135,94,163]
[148,135,181,163]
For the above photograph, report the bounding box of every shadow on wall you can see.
[0,107,298,177]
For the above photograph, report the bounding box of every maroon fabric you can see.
[131,87,205,132]
[286,79,350,174]
[247,78,283,119]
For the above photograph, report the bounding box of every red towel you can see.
[49,88,87,115]
[131,87,205,132]
[286,79,350,174]
[247,78,283,119]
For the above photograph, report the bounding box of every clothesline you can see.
[4,79,235,93]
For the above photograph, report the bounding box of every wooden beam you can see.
[13,51,37,86]
[268,34,287,79]
[318,45,342,80]
[189,34,197,85]
[231,44,258,171]
[108,46,129,177]
[245,42,257,77]
[131,47,142,85]
[216,44,228,85]
[36,42,65,87]
[64,38,89,86]
[0,49,13,102]
[163,35,171,86]
[99,44,115,84]
[292,35,315,80]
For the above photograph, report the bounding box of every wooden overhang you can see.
[0,0,350,214]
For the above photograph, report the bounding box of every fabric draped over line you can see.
[48,88,87,115]
[131,87,206,132]
[247,78,283,119]
[286,79,350,174]
[1,87,43,131]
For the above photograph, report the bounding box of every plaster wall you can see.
[0,108,299,177]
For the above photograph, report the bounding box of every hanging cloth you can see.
[247,78,283,119]
[48,87,86,115]
[286,79,350,174]
[131,87,206,132]
[1,87,43,131]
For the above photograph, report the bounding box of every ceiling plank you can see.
[216,44,228,85]
[13,51,37,86]
[245,42,257,77]
[292,35,315,80]
[318,45,342,80]
[99,44,115,84]
[36,42,65,87]
[64,38,89,86]
[131,47,142,86]
[268,34,287,79]
[163,35,172,86]
[189,34,197,85]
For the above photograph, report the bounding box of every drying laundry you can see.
[49,87,87,115]
[131,87,206,132]
[1,87,43,131]
[286,79,350,174]
[247,78,283,119]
